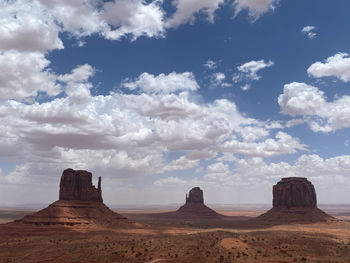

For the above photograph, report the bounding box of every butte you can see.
[159,187,223,219]
[256,177,336,224]
[17,168,136,228]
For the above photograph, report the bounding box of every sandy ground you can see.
[0,208,350,262]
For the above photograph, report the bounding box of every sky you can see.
[1,0,350,206]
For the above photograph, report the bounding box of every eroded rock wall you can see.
[273,177,316,208]
[59,168,103,202]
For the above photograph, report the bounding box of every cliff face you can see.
[19,168,137,228]
[273,177,316,208]
[186,187,204,204]
[256,177,335,224]
[59,168,102,202]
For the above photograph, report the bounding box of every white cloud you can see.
[233,59,274,82]
[278,82,350,132]
[103,0,165,41]
[58,64,95,84]
[240,84,251,91]
[166,0,224,28]
[0,51,60,101]
[233,0,279,21]
[166,0,280,28]
[204,162,230,181]
[1,0,167,51]
[307,53,350,82]
[40,0,108,38]
[59,64,96,104]
[210,72,227,87]
[301,26,317,39]
[219,131,307,157]
[285,118,305,128]
[0,74,306,189]
[154,154,350,203]
[0,0,63,53]
[164,156,199,171]
[204,60,217,69]
[0,0,169,102]
[121,72,200,94]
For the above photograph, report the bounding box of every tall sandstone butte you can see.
[59,168,103,202]
[273,177,317,208]
[157,187,222,218]
[186,187,204,204]
[257,177,335,224]
[18,168,136,228]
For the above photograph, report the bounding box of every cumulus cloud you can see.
[204,162,230,181]
[307,53,350,82]
[240,84,251,91]
[285,118,305,128]
[166,0,224,28]
[233,0,280,21]
[210,72,231,87]
[278,82,350,132]
[0,74,305,188]
[204,60,217,69]
[58,64,95,84]
[231,59,274,90]
[103,0,165,41]
[154,154,350,203]
[121,72,200,94]
[0,51,60,101]
[166,0,280,28]
[301,26,317,39]
[40,0,108,38]
[234,59,274,82]
[164,156,199,171]
[219,131,307,157]
[0,0,63,53]
[0,0,170,102]
[1,0,167,50]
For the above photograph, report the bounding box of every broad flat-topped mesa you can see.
[273,177,317,208]
[186,187,204,204]
[59,168,103,202]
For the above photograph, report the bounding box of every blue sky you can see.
[1,0,350,206]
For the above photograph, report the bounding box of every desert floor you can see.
[0,206,350,263]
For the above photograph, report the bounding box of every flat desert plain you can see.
[0,206,350,263]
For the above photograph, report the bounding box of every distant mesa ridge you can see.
[18,168,135,228]
[59,168,103,202]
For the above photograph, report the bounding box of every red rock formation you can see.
[257,177,336,224]
[273,177,316,208]
[18,169,137,228]
[59,168,102,202]
[186,187,204,204]
[158,187,222,219]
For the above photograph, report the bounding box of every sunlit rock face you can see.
[273,177,317,208]
[59,168,103,202]
[186,187,204,204]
